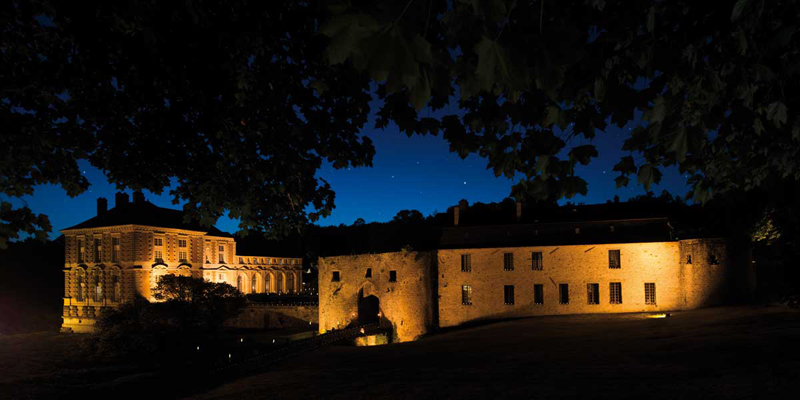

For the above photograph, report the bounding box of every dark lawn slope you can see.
[191,306,800,400]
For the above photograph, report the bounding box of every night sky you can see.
[16,101,690,238]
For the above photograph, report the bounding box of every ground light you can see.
[647,313,671,319]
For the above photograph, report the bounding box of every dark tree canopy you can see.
[3,0,799,246]
[2,0,374,246]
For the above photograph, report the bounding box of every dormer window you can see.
[609,225,615,233]
[575,227,581,234]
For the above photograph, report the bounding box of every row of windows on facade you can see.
[461,282,657,306]
[461,250,718,272]
[460,250,622,272]
[331,269,397,282]
[72,271,122,302]
[227,272,296,294]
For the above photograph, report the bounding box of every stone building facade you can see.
[60,193,303,333]
[319,213,732,343]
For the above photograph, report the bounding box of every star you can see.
[463,181,467,185]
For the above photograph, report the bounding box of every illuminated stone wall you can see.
[319,238,730,340]
[318,251,435,343]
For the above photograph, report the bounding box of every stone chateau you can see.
[319,202,747,343]
[60,192,303,333]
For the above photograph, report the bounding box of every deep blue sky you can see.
[15,103,690,238]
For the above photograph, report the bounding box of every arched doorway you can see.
[358,289,380,325]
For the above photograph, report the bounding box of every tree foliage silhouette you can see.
[3,0,799,246]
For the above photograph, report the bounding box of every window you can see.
[286,272,295,293]
[78,239,85,263]
[94,238,102,262]
[575,227,581,234]
[610,282,622,304]
[112,274,121,302]
[609,250,621,269]
[645,283,656,305]
[587,283,600,305]
[218,273,224,282]
[503,253,514,271]
[179,251,188,262]
[531,252,543,270]
[686,254,692,264]
[462,285,473,305]
[332,271,340,282]
[218,245,225,263]
[709,254,720,265]
[154,250,163,261]
[251,273,257,293]
[112,237,120,262]
[461,254,472,272]
[504,285,515,305]
[237,275,243,292]
[264,274,271,293]
[365,268,372,278]
[154,238,163,246]
[93,273,103,301]
[178,239,187,247]
[534,284,544,305]
[559,284,569,304]
[76,270,85,301]
[389,270,397,282]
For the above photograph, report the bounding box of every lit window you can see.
[251,273,257,293]
[93,272,103,301]
[237,275,243,292]
[264,274,271,293]
[178,239,187,247]
[76,270,85,301]
[645,283,656,305]
[332,271,340,282]
[610,282,622,304]
[389,270,397,282]
[531,252,543,270]
[154,238,163,246]
[286,272,295,293]
[609,250,621,269]
[365,268,372,278]
[461,254,472,272]
[112,274,121,302]
[154,250,163,261]
[179,251,188,262]
[534,284,544,305]
[503,253,514,271]
[462,285,473,305]
[504,285,515,305]
[587,283,600,305]
[559,284,569,304]
[78,239,85,263]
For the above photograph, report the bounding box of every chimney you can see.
[97,197,108,216]
[453,206,460,226]
[516,201,522,222]
[132,191,145,204]
[115,192,129,207]
[614,195,620,204]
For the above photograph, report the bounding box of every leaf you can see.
[543,106,560,128]
[614,175,630,188]
[731,0,749,22]
[767,101,788,128]
[753,118,764,136]
[612,156,637,175]
[644,96,666,123]
[535,155,550,179]
[637,164,662,190]
[309,80,328,95]
[561,176,588,199]
[473,36,529,99]
[666,126,689,162]
[568,145,598,166]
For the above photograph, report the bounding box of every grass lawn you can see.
[190,306,800,399]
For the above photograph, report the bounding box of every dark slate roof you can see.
[437,218,672,249]
[62,200,233,237]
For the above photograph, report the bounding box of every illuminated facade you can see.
[60,192,303,333]
[319,213,731,343]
